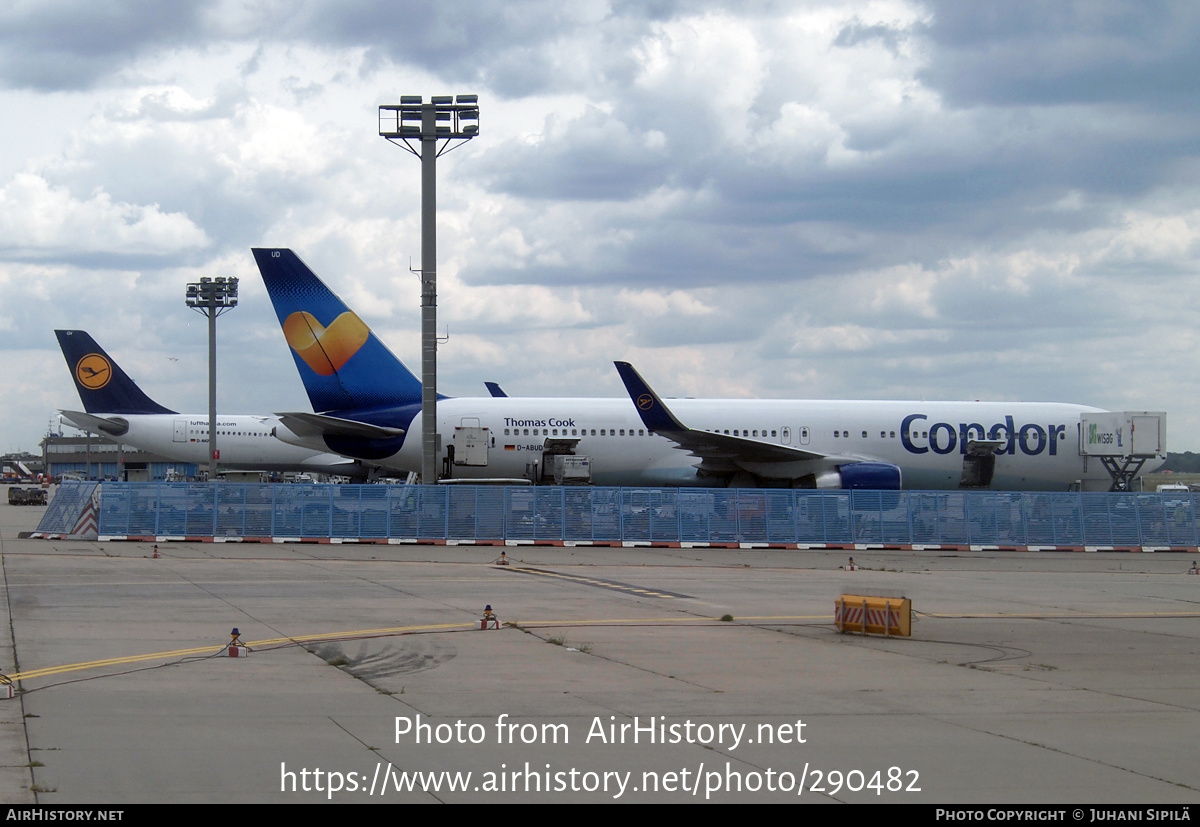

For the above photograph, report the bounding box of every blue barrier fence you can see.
[89,483,1200,547]
[35,481,98,534]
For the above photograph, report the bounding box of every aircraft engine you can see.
[814,462,902,490]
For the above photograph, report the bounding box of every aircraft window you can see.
[843,430,849,438]
[862,431,867,438]
[724,430,729,435]
[752,430,758,437]
[620,429,626,436]
[771,430,777,437]
[572,429,577,436]
[639,430,645,436]
[881,431,886,438]
[833,431,839,438]
[552,429,558,436]
[890,431,895,438]
[523,429,529,436]
[922,431,927,438]
[591,429,596,436]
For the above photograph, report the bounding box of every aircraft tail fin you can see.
[252,248,424,413]
[54,330,176,415]
[613,361,690,433]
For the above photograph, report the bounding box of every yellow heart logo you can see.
[282,311,370,376]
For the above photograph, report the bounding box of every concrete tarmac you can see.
[1,489,1198,804]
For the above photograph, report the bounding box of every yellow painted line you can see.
[9,610,1193,684]
[246,621,471,648]
[506,615,831,626]
[8,621,476,682]
[12,645,228,681]
[6,615,822,682]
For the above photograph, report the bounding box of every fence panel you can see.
[79,484,1200,549]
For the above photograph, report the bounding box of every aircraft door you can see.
[799,427,811,445]
[173,420,188,443]
[781,427,791,445]
[453,417,489,466]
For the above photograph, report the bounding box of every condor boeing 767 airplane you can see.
[253,248,1162,491]
[55,330,371,479]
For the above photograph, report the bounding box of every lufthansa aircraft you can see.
[253,248,1158,491]
[55,330,370,479]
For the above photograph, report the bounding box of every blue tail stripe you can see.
[55,330,176,415]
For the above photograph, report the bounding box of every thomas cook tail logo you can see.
[637,394,654,410]
[282,311,369,376]
[75,354,112,390]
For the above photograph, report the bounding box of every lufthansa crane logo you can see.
[637,394,654,410]
[75,353,112,390]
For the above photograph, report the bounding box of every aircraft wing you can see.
[612,362,834,467]
[274,412,405,440]
[59,410,129,437]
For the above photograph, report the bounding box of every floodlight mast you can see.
[185,277,239,481]
[379,95,479,484]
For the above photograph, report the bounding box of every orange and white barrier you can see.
[835,594,912,637]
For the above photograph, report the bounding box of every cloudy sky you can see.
[2,0,1198,454]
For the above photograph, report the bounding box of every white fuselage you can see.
[61,413,362,476]
[276,397,1153,490]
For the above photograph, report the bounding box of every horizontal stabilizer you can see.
[276,412,405,440]
[59,410,130,437]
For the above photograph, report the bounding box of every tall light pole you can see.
[379,95,479,484]
[185,276,238,481]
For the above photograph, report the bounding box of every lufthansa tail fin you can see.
[252,248,423,413]
[55,330,176,415]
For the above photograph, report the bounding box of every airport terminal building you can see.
[40,435,199,481]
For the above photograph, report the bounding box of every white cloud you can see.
[0,173,208,256]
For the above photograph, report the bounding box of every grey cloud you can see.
[920,0,1200,109]
[834,20,906,54]
[0,0,209,91]
[471,108,671,201]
